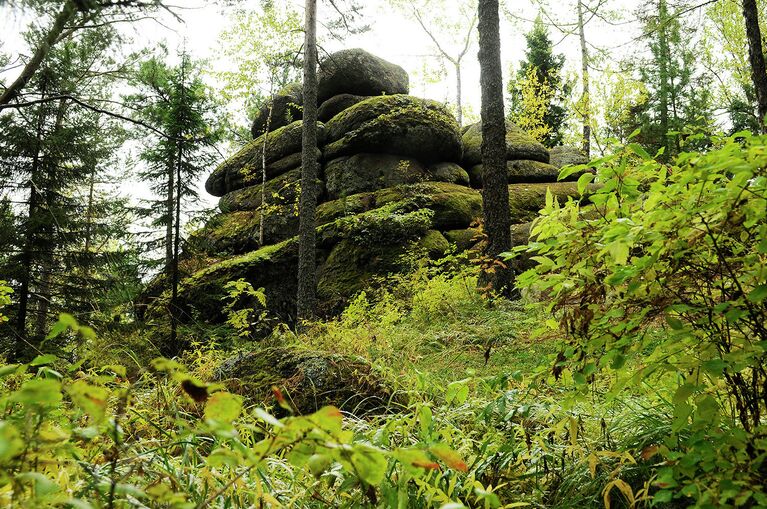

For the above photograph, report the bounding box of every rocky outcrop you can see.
[141,49,592,330]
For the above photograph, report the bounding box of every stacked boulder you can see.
[162,49,586,326]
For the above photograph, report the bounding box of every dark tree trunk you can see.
[297,0,319,325]
[742,0,767,133]
[477,0,517,298]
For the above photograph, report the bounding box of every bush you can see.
[514,132,767,507]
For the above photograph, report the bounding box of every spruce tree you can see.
[128,49,221,356]
[508,17,571,147]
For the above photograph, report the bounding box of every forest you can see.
[0,0,766,507]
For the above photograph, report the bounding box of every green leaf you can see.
[429,443,468,472]
[204,392,243,423]
[577,172,595,195]
[748,285,767,303]
[627,143,651,160]
[68,380,109,422]
[310,405,343,435]
[350,447,388,485]
[0,422,23,463]
[0,364,23,378]
[16,472,59,497]
[665,315,685,330]
[11,378,63,406]
[30,354,57,367]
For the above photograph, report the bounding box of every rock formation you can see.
[143,48,588,326]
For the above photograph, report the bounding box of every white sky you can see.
[1,0,649,211]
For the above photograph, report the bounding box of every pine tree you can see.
[508,17,571,147]
[127,49,222,356]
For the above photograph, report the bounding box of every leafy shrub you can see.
[514,132,767,506]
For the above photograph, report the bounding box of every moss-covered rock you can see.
[323,95,462,163]
[216,347,404,416]
[461,120,549,166]
[318,93,368,122]
[468,160,564,187]
[426,162,470,187]
[317,49,409,103]
[416,230,450,258]
[187,206,299,256]
[324,153,428,200]
[218,168,301,212]
[206,122,324,197]
[176,238,301,323]
[549,145,589,168]
[444,228,481,252]
[316,182,483,231]
[508,182,581,223]
[250,82,303,138]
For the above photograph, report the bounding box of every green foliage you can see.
[513,132,767,506]
[0,281,11,324]
[223,278,268,339]
[508,16,572,147]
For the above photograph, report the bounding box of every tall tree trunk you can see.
[165,161,174,272]
[14,77,49,360]
[657,0,671,158]
[168,140,183,356]
[742,0,767,132]
[477,0,516,299]
[297,0,319,326]
[455,62,463,127]
[577,0,591,158]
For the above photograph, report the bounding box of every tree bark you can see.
[456,62,463,127]
[297,0,319,325]
[477,0,517,299]
[742,0,767,132]
[577,0,591,158]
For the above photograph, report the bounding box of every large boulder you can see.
[250,82,304,138]
[427,162,471,187]
[218,168,301,213]
[187,205,299,256]
[216,347,405,416]
[324,153,429,200]
[323,95,462,163]
[507,182,582,223]
[468,160,564,188]
[206,121,324,197]
[318,93,368,122]
[549,145,589,168]
[317,49,409,103]
[461,120,549,166]
[316,182,483,232]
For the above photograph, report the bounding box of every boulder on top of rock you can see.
[219,168,301,213]
[468,160,564,187]
[216,347,405,416]
[318,49,409,103]
[462,120,549,166]
[318,93,368,122]
[316,182,483,232]
[549,145,589,168]
[323,95,462,163]
[324,153,430,200]
[508,182,583,223]
[250,82,304,138]
[426,162,471,187]
[187,205,300,256]
[206,121,324,197]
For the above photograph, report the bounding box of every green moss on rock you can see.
[324,153,428,200]
[461,120,549,166]
[468,160,564,188]
[216,346,405,416]
[318,93,369,122]
[218,168,301,212]
[323,95,462,163]
[508,182,581,223]
[206,122,324,197]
